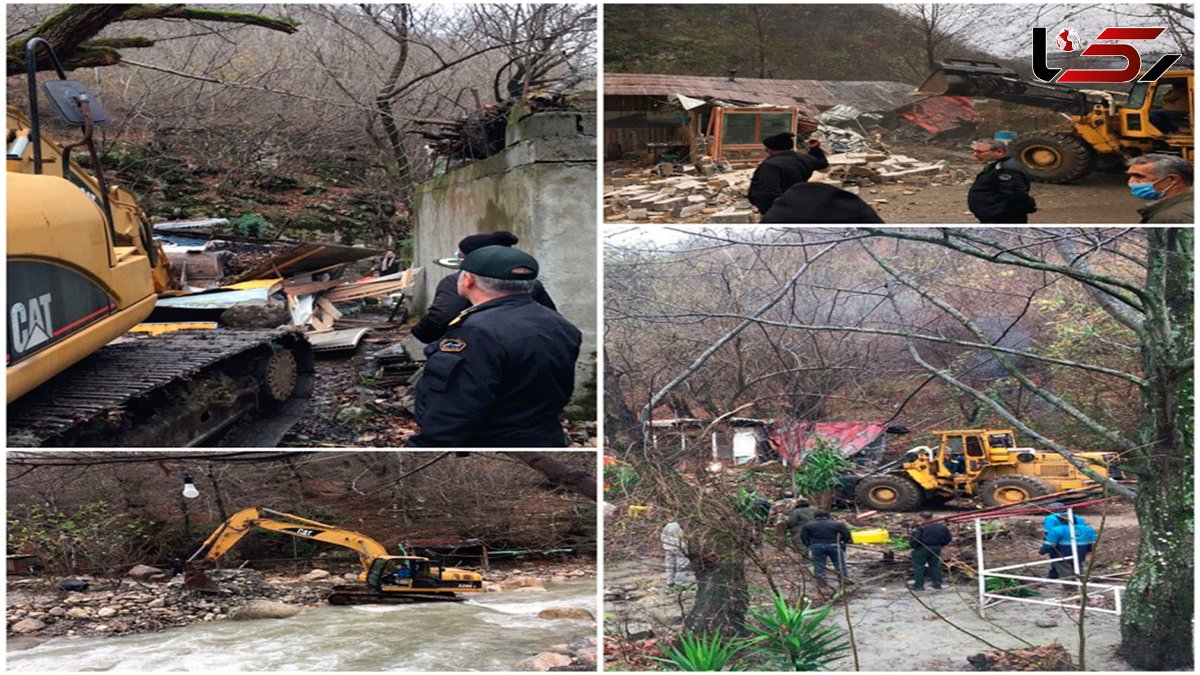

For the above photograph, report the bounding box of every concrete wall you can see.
[412,103,597,418]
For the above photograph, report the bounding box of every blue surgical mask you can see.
[1129,177,1168,200]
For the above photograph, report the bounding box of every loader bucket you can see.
[916,59,1021,97]
[184,566,222,594]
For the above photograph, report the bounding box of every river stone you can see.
[127,565,162,581]
[10,618,45,634]
[47,607,66,617]
[66,608,90,619]
[549,575,569,584]
[97,607,119,618]
[302,569,331,581]
[501,576,546,591]
[483,581,503,593]
[513,652,572,671]
[229,600,301,621]
[148,598,166,608]
[58,580,90,593]
[537,607,594,621]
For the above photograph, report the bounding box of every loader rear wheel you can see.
[981,476,1052,507]
[855,475,925,511]
[1011,131,1096,183]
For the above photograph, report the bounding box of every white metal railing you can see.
[973,508,1125,617]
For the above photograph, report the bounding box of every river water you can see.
[7,579,596,671]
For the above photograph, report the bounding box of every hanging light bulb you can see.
[182,472,200,499]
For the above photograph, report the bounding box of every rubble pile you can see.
[604,149,966,224]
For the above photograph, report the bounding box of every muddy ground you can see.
[282,308,597,448]
[604,142,1144,225]
[604,501,1139,671]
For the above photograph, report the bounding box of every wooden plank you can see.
[316,297,343,320]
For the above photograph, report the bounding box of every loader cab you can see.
[1124,73,1194,153]
[934,429,1016,482]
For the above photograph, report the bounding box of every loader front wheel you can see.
[854,475,925,511]
[1011,132,1096,183]
[981,476,1052,507]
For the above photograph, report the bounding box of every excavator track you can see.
[326,586,466,606]
[7,329,314,447]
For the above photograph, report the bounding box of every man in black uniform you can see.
[968,140,1037,223]
[747,132,829,216]
[409,245,581,447]
[908,512,952,590]
[411,231,556,344]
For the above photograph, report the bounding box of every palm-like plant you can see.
[652,632,746,671]
[743,593,850,671]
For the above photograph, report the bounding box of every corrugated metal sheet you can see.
[606,73,919,113]
[897,95,978,135]
[769,421,887,465]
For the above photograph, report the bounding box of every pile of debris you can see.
[411,101,516,162]
[824,152,948,184]
[966,642,1076,671]
[151,225,419,352]
[604,149,961,224]
[605,165,757,224]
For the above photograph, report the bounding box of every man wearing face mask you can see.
[1126,154,1194,224]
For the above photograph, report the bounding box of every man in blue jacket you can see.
[1040,511,1097,579]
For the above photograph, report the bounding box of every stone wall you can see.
[412,103,596,417]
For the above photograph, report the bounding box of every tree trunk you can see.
[506,452,596,501]
[1118,228,1193,670]
[683,540,749,636]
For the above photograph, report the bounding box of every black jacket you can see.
[409,294,581,447]
[800,517,852,547]
[909,522,952,549]
[411,272,556,344]
[968,157,1036,223]
[747,147,830,214]
[763,183,884,223]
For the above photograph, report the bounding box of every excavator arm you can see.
[188,507,391,573]
[916,59,1100,114]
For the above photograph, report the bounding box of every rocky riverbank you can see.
[7,559,596,670]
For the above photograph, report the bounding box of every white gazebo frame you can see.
[973,508,1126,617]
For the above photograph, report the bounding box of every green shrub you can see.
[744,593,850,671]
[653,632,746,671]
[7,502,153,575]
[794,438,851,506]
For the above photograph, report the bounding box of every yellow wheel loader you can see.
[187,507,484,604]
[7,38,313,446]
[853,429,1118,510]
[918,59,1193,183]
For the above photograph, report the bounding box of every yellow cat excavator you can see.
[186,507,484,605]
[7,38,313,446]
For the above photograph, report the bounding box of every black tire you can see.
[981,476,1052,507]
[1010,131,1096,183]
[854,475,925,511]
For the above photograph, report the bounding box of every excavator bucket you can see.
[916,59,1021,97]
[184,566,222,593]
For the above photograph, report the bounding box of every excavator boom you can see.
[189,507,390,569]
[916,59,1095,113]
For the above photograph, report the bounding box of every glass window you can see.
[760,113,793,138]
[722,113,757,145]
[945,436,964,454]
[966,436,984,456]
[989,433,1014,448]
[1126,82,1149,109]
